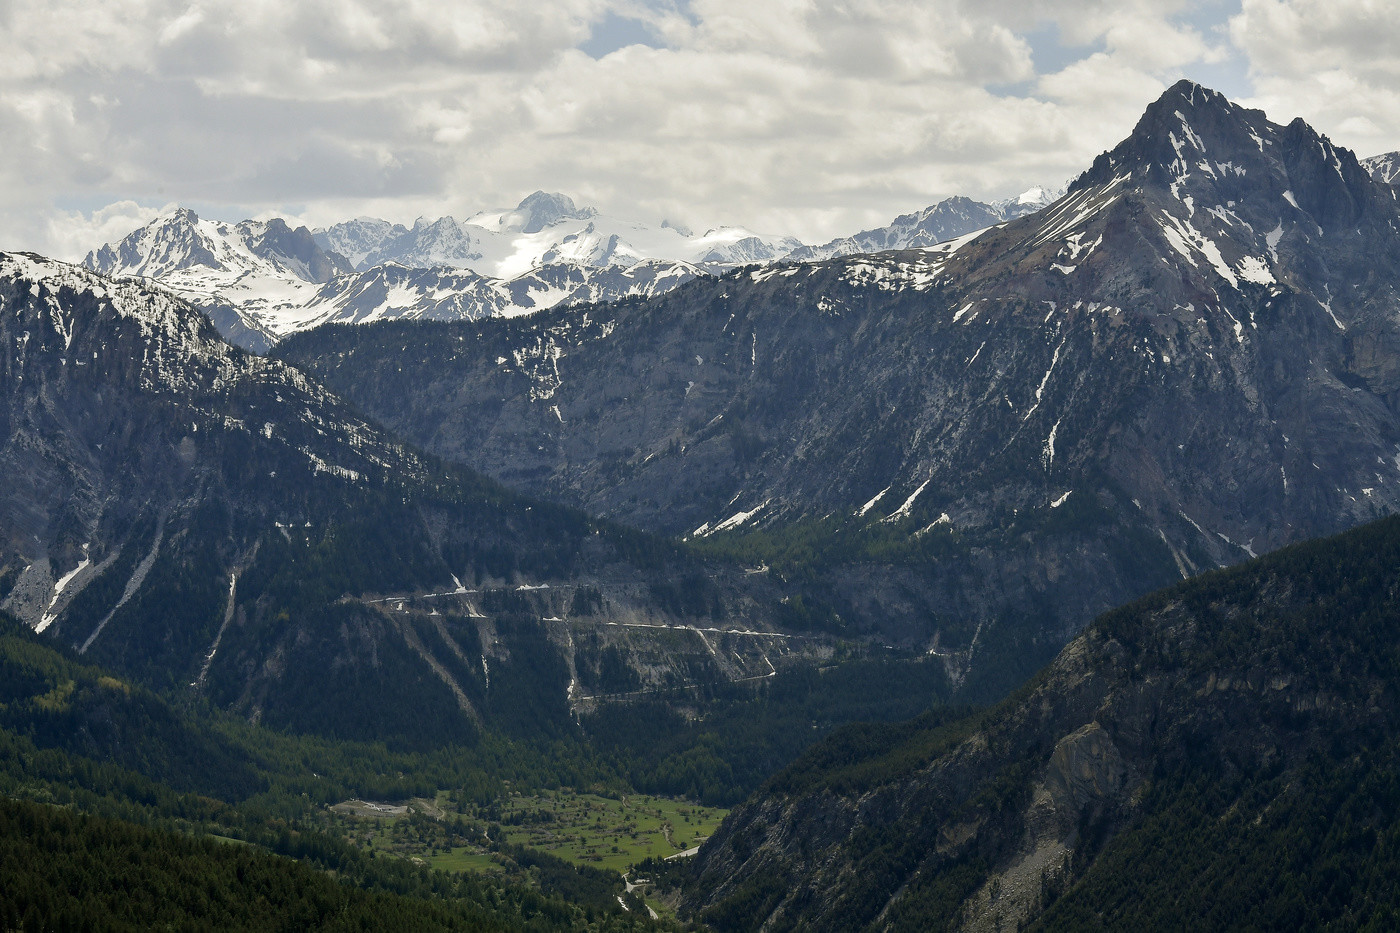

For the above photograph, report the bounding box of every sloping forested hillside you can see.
[0,609,680,930]
[682,513,1400,931]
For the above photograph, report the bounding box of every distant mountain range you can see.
[82,188,1060,352]
[314,190,804,277]
[786,187,1061,262]
[81,199,717,352]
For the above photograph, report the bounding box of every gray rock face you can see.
[312,216,404,270]
[0,252,800,742]
[1043,721,1125,813]
[295,258,702,329]
[1362,150,1400,185]
[511,190,597,234]
[84,209,351,284]
[786,190,1059,262]
[278,81,1400,689]
[247,218,355,283]
[359,216,484,270]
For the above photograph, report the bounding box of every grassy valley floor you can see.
[321,787,726,920]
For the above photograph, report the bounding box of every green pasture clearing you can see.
[328,788,727,877]
[495,790,727,873]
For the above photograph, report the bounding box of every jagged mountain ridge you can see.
[83,208,358,353]
[81,202,752,353]
[1364,150,1400,185]
[235,257,703,333]
[682,513,1400,930]
[85,186,1057,353]
[81,205,708,354]
[314,191,803,278]
[0,252,813,743]
[319,195,607,272]
[277,81,1400,692]
[359,215,486,270]
[320,187,1061,275]
[786,187,1062,262]
[85,208,353,284]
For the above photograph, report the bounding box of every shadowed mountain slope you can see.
[278,81,1400,692]
[682,512,1400,931]
[0,252,813,744]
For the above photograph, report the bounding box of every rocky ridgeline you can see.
[278,81,1400,692]
[0,252,814,743]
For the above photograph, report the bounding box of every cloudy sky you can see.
[2,0,1397,259]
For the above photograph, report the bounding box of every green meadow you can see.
[492,790,726,872]
[331,787,727,878]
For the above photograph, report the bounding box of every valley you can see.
[326,789,726,874]
[5,75,1400,931]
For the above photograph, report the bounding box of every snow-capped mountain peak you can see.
[942,76,1391,363]
[314,216,405,269]
[786,186,1064,264]
[1072,79,1276,198]
[314,193,803,280]
[360,215,482,270]
[1362,151,1400,185]
[1067,77,1373,240]
[85,206,229,279]
[540,222,636,268]
[991,185,1064,214]
[84,208,350,286]
[81,209,358,352]
[496,190,598,234]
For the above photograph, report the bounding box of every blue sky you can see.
[1,0,1396,258]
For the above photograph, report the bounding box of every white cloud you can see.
[1230,0,1400,158]
[5,0,1385,261]
[0,0,167,81]
[1231,0,1399,81]
[43,201,174,263]
[1037,54,1172,111]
